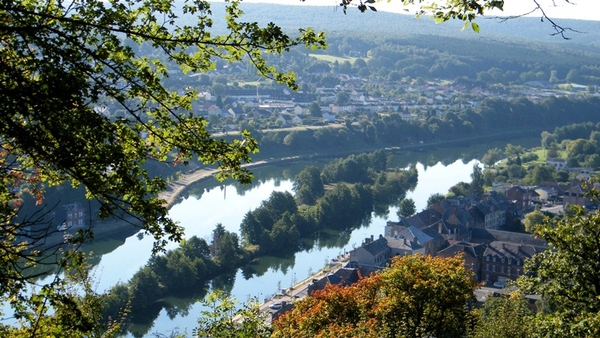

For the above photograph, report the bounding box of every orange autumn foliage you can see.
[272,254,477,338]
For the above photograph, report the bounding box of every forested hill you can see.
[204,2,600,48]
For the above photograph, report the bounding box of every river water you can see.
[89,157,480,336]
[11,136,538,336]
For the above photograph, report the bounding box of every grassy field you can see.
[308,53,362,64]
[531,148,547,164]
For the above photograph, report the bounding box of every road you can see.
[232,260,346,323]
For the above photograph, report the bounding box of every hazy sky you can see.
[238,0,600,21]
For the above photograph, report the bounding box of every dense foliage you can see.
[272,254,477,338]
[249,97,600,158]
[240,150,416,253]
[0,0,328,335]
[541,122,600,168]
[517,189,600,336]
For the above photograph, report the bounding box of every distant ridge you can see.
[202,2,600,47]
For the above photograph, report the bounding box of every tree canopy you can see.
[517,189,600,336]
[339,0,577,37]
[0,0,324,334]
[272,254,477,338]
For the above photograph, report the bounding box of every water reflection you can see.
[90,136,542,336]
[241,253,296,280]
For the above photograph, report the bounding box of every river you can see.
[91,157,480,337]
[20,136,539,336]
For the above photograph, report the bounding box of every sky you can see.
[237,0,600,21]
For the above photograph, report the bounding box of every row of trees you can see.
[102,225,246,326]
[261,15,600,90]
[240,151,418,253]
[251,96,600,157]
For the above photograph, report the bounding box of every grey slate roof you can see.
[386,236,423,251]
[398,226,433,245]
[437,241,486,260]
[483,241,544,262]
[362,237,389,256]
[471,228,547,247]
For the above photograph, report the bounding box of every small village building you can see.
[546,158,568,170]
[349,235,390,268]
[505,186,539,211]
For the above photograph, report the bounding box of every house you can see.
[385,220,405,237]
[307,268,360,296]
[470,193,508,230]
[399,112,416,121]
[227,107,243,119]
[420,225,449,255]
[386,236,424,257]
[57,203,85,231]
[535,185,558,202]
[563,181,591,207]
[322,112,336,123]
[385,208,442,237]
[480,241,541,285]
[291,115,303,125]
[207,105,223,116]
[437,241,486,281]
[546,158,568,170]
[505,186,539,211]
[395,226,437,256]
[438,206,471,240]
[568,167,594,180]
[444,228,549,285]
[293,105,304,115]
[349,235,390,268]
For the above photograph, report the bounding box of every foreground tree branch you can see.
[0,0,325,335]
[338,0,582,37]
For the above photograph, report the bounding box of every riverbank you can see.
[159,156,305,209]
[27,127,541,254]
[159,127,543,209]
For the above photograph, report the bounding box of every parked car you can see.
[493,281,506,288]
[269,302,282,310]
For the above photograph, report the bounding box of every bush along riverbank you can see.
[101,150,418,334]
